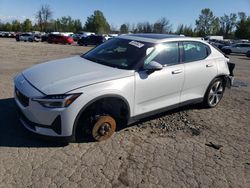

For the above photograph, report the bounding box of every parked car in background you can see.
[205,35,224,41]
[41,34,49,42]
[109,34,118,37]
[60,32,74,37]
[210,40,232,50]
[77,35,106,46]
[0,31,12,37]
[15,33,20,41]
[47,34,74,44]
[102,34,112,41]
[16,33,41,42]
[33,34,42,42]
[73,32,95,41]
[246,51,250,58]
[14,34,234,142]
[222,43,250,55]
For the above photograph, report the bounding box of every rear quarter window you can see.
[183,41,211,63]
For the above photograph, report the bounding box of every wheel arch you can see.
[204,74,228,98]
[72,94,131,141]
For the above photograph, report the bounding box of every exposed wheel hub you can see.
[92,116,116,141]
[98,123,111,136]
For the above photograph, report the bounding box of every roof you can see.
[118,33,185,43]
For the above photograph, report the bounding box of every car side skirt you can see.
[128,98,203,125]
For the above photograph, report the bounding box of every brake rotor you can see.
[92,116,116,141]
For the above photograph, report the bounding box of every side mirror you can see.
[144,61,163,72]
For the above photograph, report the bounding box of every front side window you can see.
[145,42,179,66]
[82,38,153,69]
[183,41,210,62]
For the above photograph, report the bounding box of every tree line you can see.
[0,5,249,39]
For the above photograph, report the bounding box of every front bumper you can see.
[17,107,74,142]
[14,74,77,139]
[17,107,62,135]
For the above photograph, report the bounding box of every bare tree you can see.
[153,17,172,33]
[36,4,53,32]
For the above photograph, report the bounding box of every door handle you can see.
[206,64,214,68]
[172,69,183,74]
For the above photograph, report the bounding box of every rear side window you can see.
[183,41,210,63]
[145,42,179,66]
[241,44,250,47]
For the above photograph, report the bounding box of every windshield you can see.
[82,38,153,69]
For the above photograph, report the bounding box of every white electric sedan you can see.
[14,34,234,142]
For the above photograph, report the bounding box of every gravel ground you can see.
[0,38,250,188]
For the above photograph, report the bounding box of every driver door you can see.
[134,42,184,116]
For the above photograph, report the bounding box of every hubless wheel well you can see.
[72,94,131,141]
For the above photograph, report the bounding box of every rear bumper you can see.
[226,75,234,88]
[226,62,235,88]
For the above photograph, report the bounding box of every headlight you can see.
[32,93,81,108]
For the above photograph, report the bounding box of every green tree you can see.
[53,17,82,33]
[84,10,110,34]
[3,22,12,31]
[133,22,153,33]
[120,24,129,33]
[60,16,74,31]
[22,19,33,32]
[195,8,219,36]
[176,24,195,36]
[11,20,21,32]
[235,12,250,39]
[212,17,220,35]
[73,19,83,33]
[176,24,184,35]
[219,13,237,38]
[53,19,61,32]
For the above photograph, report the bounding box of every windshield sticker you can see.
[129,41,145,48]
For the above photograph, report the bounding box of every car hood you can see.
[22,56,134,95]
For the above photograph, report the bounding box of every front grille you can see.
[15,87,29,107]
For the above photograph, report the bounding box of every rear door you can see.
[180,41,218,102]
[57,35,62,43]
[232,44,242,53]
[84,36,91,44]
[241,44,250,53]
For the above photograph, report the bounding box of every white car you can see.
[17,33,41,42]
[14,34,234,142]
[222,43,250,54]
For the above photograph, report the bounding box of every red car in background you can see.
[47,34,74,44]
